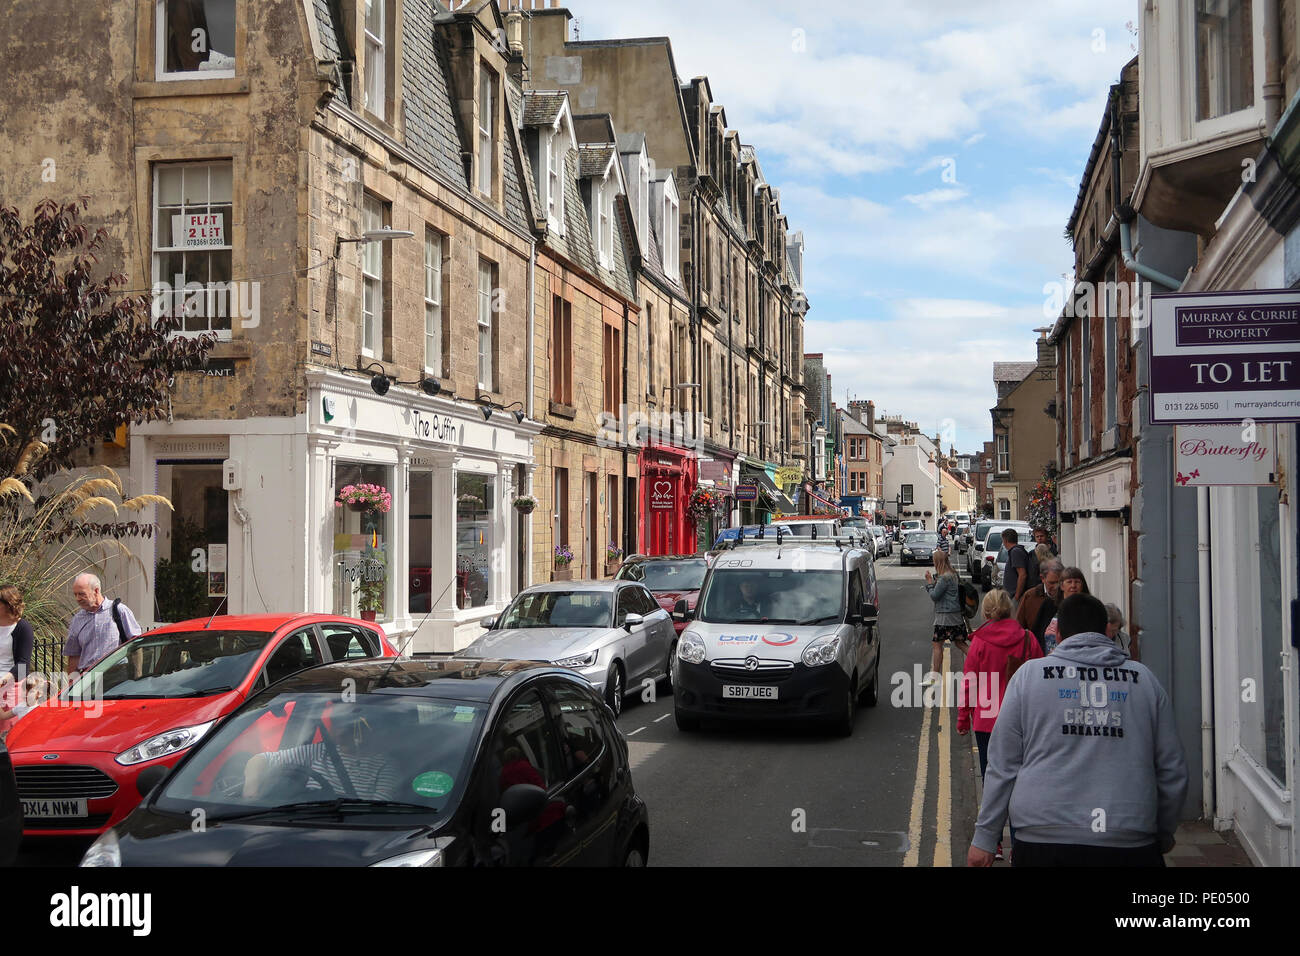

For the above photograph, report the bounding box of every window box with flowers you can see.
[605,542,624,575]
[553,543,574,581]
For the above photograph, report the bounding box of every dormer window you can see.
[546,130,564,230]
[477,65,496,197]
[597,178,613,268]
[363,0,385,118]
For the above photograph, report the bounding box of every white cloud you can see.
[901,187,969,209]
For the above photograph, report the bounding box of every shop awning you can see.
[742,467,797,514]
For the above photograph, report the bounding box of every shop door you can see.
[155,460,229,622]
[645,475,674,556]
[585,473,598,577]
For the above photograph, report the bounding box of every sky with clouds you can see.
[581,0,1139,452]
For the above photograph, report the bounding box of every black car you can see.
[899,532,939,567]
[0,740,20,866]
[79,659,649,867]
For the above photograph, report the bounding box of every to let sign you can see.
[172,213,225,248]
[1174,424,1276,486]
[1149,289,1300,424]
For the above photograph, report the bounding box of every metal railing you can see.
[29,637,67,677]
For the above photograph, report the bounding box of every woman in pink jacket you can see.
[958,588,1043,860]
[958,588,1044,775]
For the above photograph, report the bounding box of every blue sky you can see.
[583,0,1139,451]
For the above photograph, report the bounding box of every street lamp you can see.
[334,228,416,257]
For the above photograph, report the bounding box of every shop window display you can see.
[333,464,392,620]
[456,473,493,609]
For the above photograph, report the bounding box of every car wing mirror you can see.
[481,617,497,631]
[623,612,644,631]
[499,783,548,825]
[136,763,171,799]
[672,598,692,622]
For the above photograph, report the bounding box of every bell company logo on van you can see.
[761,632,798,646]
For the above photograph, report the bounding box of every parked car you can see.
[899,520,924,540]
[974,522,1034,589]
[899,531,939,567]
[967,520,1031,578]
[0,739,19,867]
[712,524,793,548]
[459,581,674,716]
[614,555,709,635]
[672,542,881,736]
[7,614,396,840]
[80,659,650,867]
[781,517,843,539]
[870,524,892,557]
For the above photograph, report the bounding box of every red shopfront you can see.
[638,444,698,556]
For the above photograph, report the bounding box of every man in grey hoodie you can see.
[966,594,1188,867]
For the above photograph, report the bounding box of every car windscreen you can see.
[985,531,1009,554]
[623,560,708,592]
[785,523,836,538]
[67,631,274,701]
[906,533,939,546]
[155,691,486,820]
[697,568,843,625]
[497,590,613,628]
[840,518,868,529]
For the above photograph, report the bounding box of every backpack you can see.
[957,580,979,620]
[109,598,128,644]
[1003,629,1033,684]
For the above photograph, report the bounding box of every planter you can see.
[348,501,375,514]
[514,505,536,515]
[360,610,378,622]
[552,567,573,581]
[605,559,622,576]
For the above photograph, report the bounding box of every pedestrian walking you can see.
[1016,559,1063,645]
[958,587,1043,860]
[0,585,35,681]
[921,549,967,687]
[937,525,951,554]
[1000,528,1037,606]
[63,573,141,675]
[1040,567,1089,653]
[967,593,1189,867]
[1104,603,1132,657]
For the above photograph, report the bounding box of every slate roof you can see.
[312,0,531,234]
[578,145,615,179]
[521,92,567,128]
[993,362,1036,383]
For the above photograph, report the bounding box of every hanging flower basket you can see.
[686,487,724,522]
[512,495,537,514]
[336,483,392,514]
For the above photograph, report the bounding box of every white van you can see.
[672,543,881,735]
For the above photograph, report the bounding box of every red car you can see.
[7,613,396,839]
[614,555,708,634]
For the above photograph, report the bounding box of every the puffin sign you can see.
[1149,289,1300,424]
[649,480,675,510]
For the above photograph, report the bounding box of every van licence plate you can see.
[22,798,88,819]
[722,685,778,700]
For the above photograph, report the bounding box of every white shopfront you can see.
[126,370,538,655]
[306,369,539,654]
[1058,457,1131,618]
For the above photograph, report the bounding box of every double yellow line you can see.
[903,645,953,867]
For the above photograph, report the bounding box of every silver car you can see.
[459,581,675,716]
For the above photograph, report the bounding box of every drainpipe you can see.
[1109,92,1183,293]
[527,237,536,419]
[1263,0,1283,131]
[1198,485,1215,821]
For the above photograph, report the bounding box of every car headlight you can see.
[802,635,842,667]
[554,651,598,669]
[371,848,444,867]
[115,720,216,766]
[79,830,121,867]
[678,633,706,665]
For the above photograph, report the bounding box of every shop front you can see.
[307,369,539,654]
[737,462,796,525]
[1057,455,1132,617]
[638,443,697,556]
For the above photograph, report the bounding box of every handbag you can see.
[1003,629,1033,685]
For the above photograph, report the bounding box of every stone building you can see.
[1048,57,1140,638]
[2,0,542,651]
[989,344,1056,522]
[504,3,810,546]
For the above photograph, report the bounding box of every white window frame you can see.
[478,67,495,196]
[361,195,385,357]
[1187,0,1260,137]
[424,229,443,376]
[155,0,236,81]
[364,0,385,119]
[477,258,494,390]
[996,433,1009,474]
[547,130,563,230]
[152,160,235,340]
